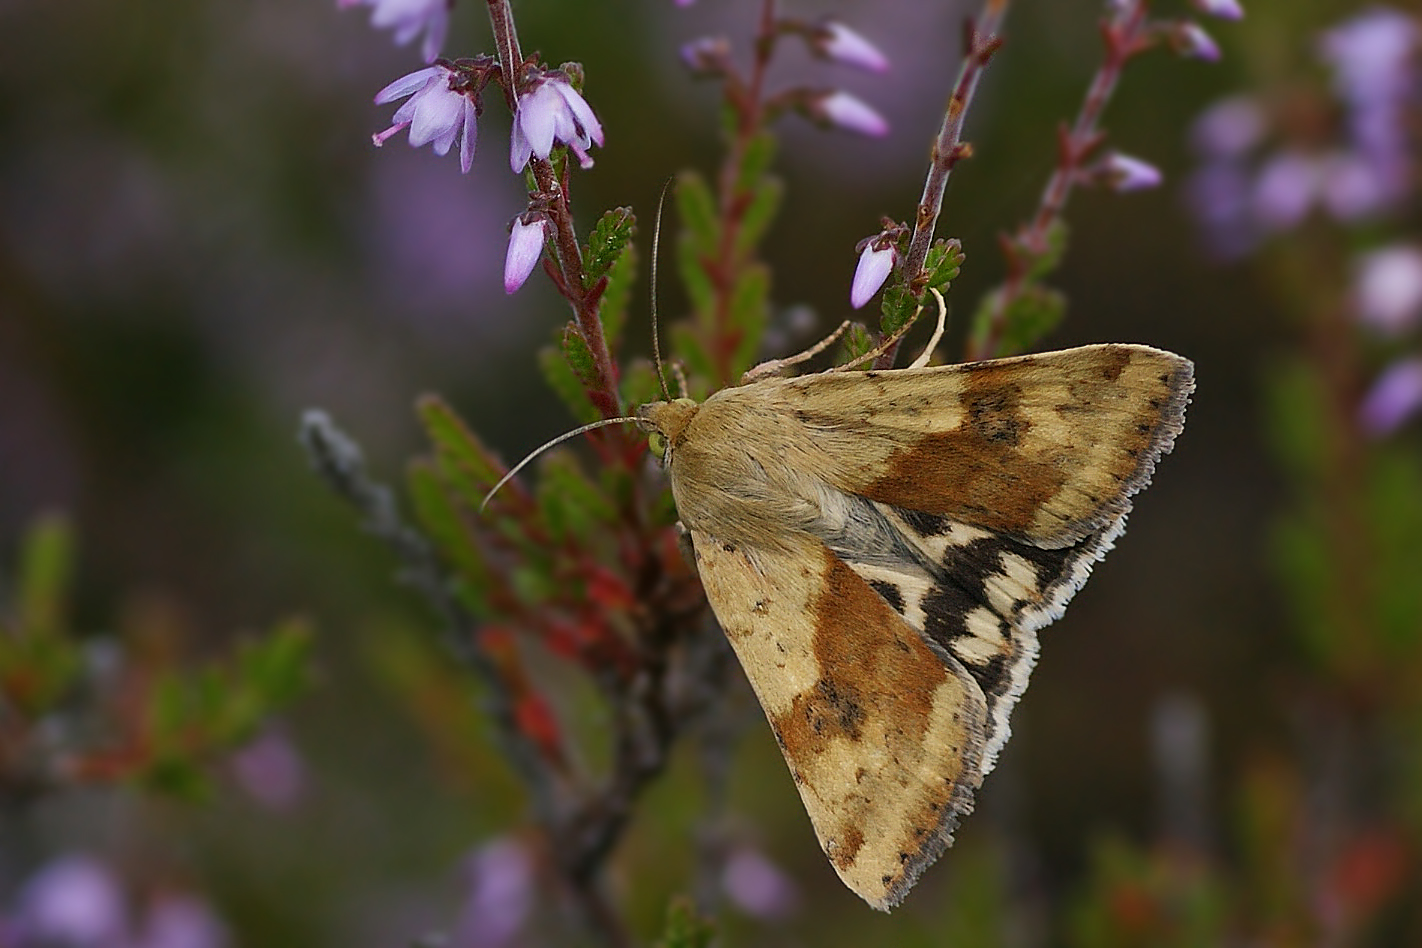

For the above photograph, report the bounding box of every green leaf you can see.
[879,283,918,339]
[735,176,782,259]
[924,238,966,291]
[598,231,638,352]
[968,284,1066,358]
[621,359,668,409]
[728,262,769,376]
[417,396,503,490]
[536,451,617,544]
[675,172,719,256]
[669,323,715,395]
[584,206,636,289]
[408,459,491,599]
[834,322,874,368]
[734,131,777,196]
[18,513,73,641]
[1023,219,1069,282]
[1261,358,1329,484]
[653,896,715,948]
[537,338,600,426]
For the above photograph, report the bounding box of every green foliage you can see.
[736,176,782,259]
[1365,448,1422,655]
[536,451,617,544]
[728,261,769,376]
[584,207,638,349]
[1,514,82,717]
[407,458,491,616]
[1068,835,1228,948]
[539,342,602,425]
[1024,219,1069,282]
[675,171,719,325]
[143,619,312,798]
[653,897,715,948]
[879,239,964,341]
[969,284,1067,358]
[417,395,504,492]
[834,321,874,367]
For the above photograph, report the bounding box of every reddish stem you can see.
[874,0,1009,369]
[968,0,1148,361]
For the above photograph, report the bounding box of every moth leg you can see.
[670,359,690,399]
[905,288,948,370]
[741,320,852,383]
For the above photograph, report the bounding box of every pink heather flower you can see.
[1101,152,1164,192]
[722,847,801,920]
[815,21,890,73]
[504,217,551,294]
[231,729,306,811]
[510,78,604,173]
[850,242,896,309]
[681,36,732,75]
[373,66,477,173]
[1190,95,1266,159]
[339,0,450,64]
[817,90,890,137]
[1174,22,1222,61]
[18,856,128,945]
[1250,150,1322,229]
[134,896,229,948]
[452,839,535,948]
[1354,245,1422,335]
[1191,0,1244,20]
[1360,357,1422,436]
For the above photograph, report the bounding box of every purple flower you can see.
[1320,9,1419,211]
[850,241,896,309]
[339,0,450,64]
[722,847,800,920]
[1190,95,1265,159]
[1354,245,1422,335]
[510,78,604,173]
[1250,149,1322,229]
[16,855,127,946]
[1360,357,1422,436]
[504,216,551,294]
[231,729,305,811]
[132,897,228,948]
[814,21,890,73]
[1173,22,1223,61]
[373,66,477,174]
[815,90,890,137]
[680,36,732,76]
[1191,0,1244,20]
[452,838,535,948]
[1101,152,1164,192]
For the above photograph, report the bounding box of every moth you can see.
[636,339,1193,910]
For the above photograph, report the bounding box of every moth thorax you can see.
[639,398,699,451]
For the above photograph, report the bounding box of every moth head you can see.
[636,398,699,464]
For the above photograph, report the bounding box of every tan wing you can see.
[689,527,988,910]
[753,344,1192,546]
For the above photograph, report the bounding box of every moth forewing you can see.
[638,343,1194,910]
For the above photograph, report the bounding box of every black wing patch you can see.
[809,492,1124,777]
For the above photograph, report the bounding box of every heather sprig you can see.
[317,0,1233,942]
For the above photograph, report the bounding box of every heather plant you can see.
[10,0,1422,945]
[303,0,1239,943]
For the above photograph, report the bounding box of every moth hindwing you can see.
[638,343,1194,910]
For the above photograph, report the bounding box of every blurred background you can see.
[2,0,1420,944]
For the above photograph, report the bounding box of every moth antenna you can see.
[905,288,949,370]
[650,177,674,401]
[481,416,642,513]
[741,320,853,383]
[830,307,924,373]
